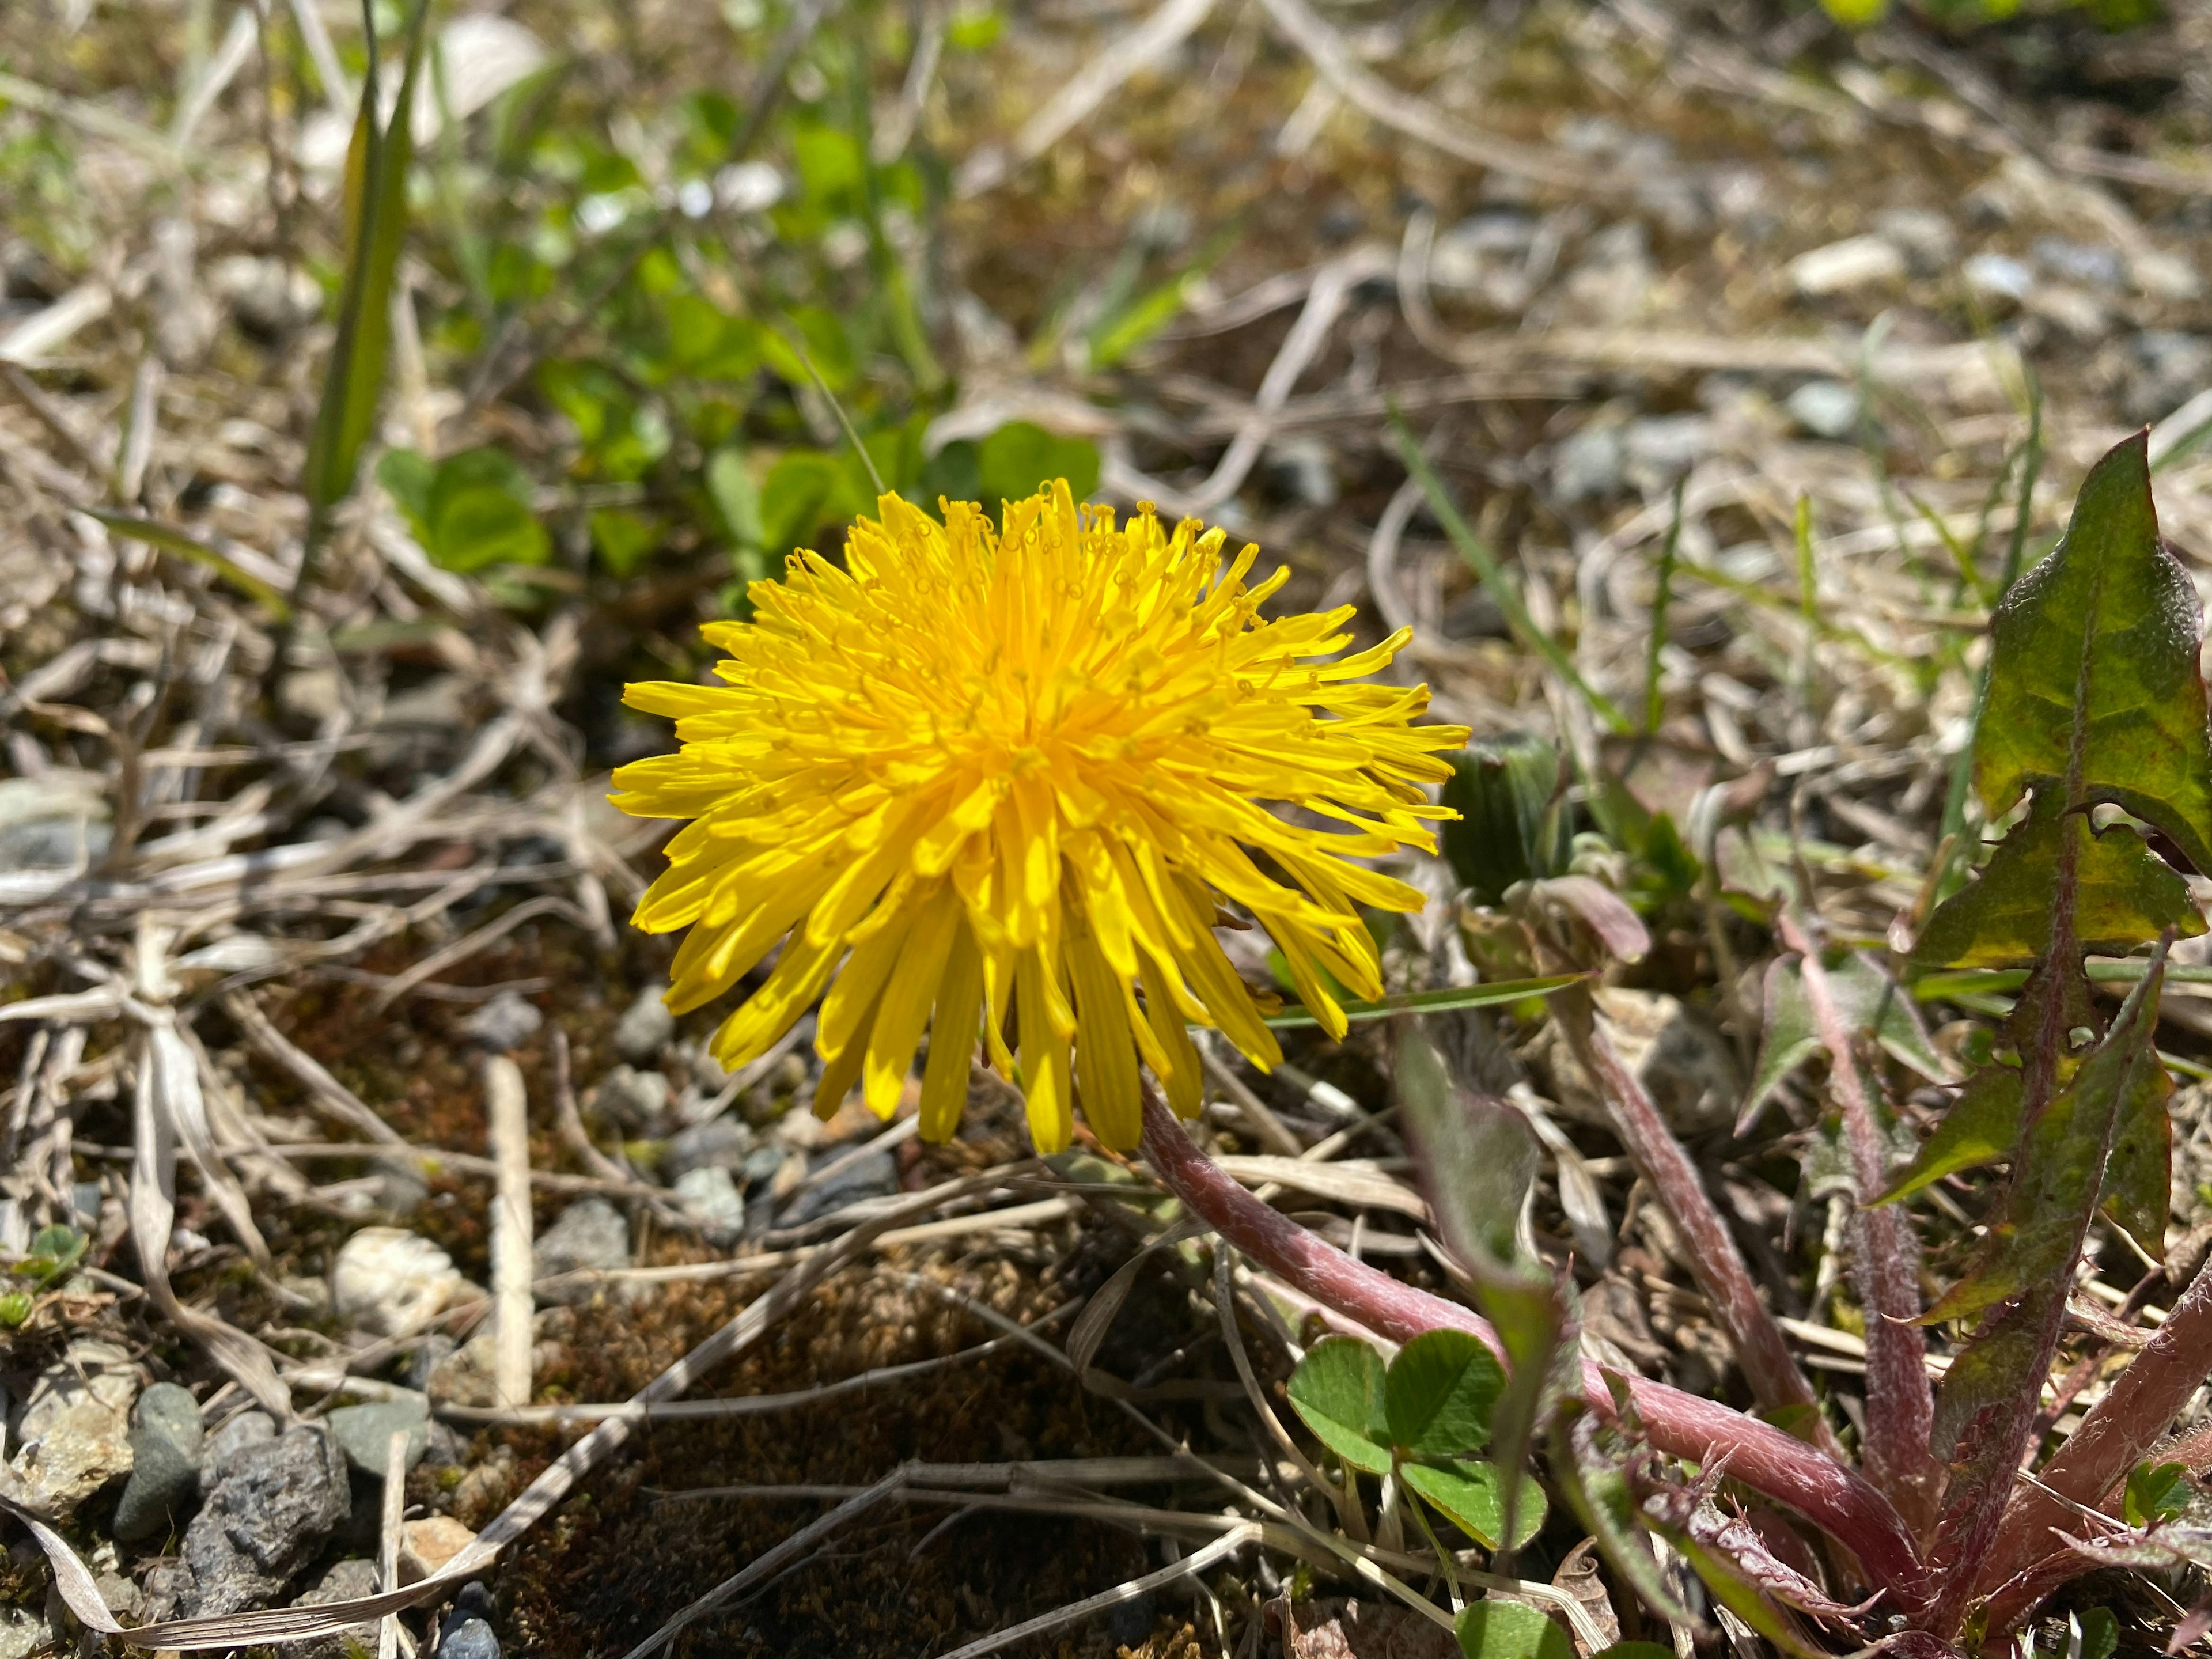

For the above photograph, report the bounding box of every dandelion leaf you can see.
[1912,793,2201,969]
[1975,431,2212,875]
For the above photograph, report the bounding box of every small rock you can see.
[142,1558,198,1623]
[332,1228,467,1338]
[399,1515,478,1584]
[1262,437,1337,509]
[0,772,109,870]
[1789,234,1906,297]
[1621,415,1711,491]
[1963,251,2033,304]
[180,1426,350,1616]
[740,1144,787,1188]
[327,1399,430,1477]
[532,1198,630,1302]
[289,1556,381,1659]
[672,1166,747,1244]
[2124,331,2212,426]
[781,1149,896,1228]
[459,992,541,1052]
[1551,423,1626,503]
[1426,210,1537,291]
[613,987,676,1064]
[406,1335,457,1393]
[592,1065,670,1134]
[662,1115,756,1182]
[112,1381,203,1541]
[209,253,321,336]
[199,1410,276,1493]
[1786,380,1862,441]
[690,1046,732,1095]
[2032,236,2125,290]
[1870,206,1956,276]
[441,1616,502,1659]
[425,1333,501,1410]
[0,1605,54,1659]
[93,1566,142,1619]
[2,1339,137,1519]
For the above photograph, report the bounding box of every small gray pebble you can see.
[441,1616,501,1659]
[612,987,675,1064]
[180,1426,349,1616]
[406,1334,458,1394]
[781,1150,896,1227]
[1551,423,1625,502]
[459,991,542,1053]
[672,1166,747,1244]
[662,1115,756,1183]
[113,1382,203,1541]
[289,1556,382,1659]
[198,1410,276,1495]
[592,1065,669,1133]
[327,1399,430,1477]
[1786,380,1861,441]
[533,1198,631,1302]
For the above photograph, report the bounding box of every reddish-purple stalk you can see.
[1972,1256,2212,1635]
[1137,1090,1938,1620]
[1777,912,1941,1536]
[1552,988,1848,1468]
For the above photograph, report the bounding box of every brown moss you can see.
[496,1257,1177,1658]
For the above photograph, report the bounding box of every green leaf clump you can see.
[1286,1328,1543,1551]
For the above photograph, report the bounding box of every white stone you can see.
[332,1228,468,1338]
[1789,234,1907,297]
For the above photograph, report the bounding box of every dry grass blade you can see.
[936,1522,1262,1659]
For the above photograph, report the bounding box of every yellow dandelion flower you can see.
[610,480,1468,1154]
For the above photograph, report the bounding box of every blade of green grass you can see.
[89,511,292,621]
[300,0,433,563]
[1262,974,1589,1031]
[1388,412,1628,733]
[1642,476,1681,736]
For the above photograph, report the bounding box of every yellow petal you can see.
[919,921,985,1142]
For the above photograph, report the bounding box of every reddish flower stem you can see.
[1552,987,1843,1464]
[1139,1091,1935,1619]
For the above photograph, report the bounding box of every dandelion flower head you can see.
[612,481,1468,1154]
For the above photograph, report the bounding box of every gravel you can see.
[174,1426,350,1616]
[111,1382,203,1541]
[612,986,675,1063]
[327,1398,431,1476]
[532,1198,631,1301]
[2,1339,136,1519]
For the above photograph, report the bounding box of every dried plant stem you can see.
[378,1430,406,1659]
[486,1055,534,1411]
[1778,912,1940,1533]
[1137,1089,1935,1616]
